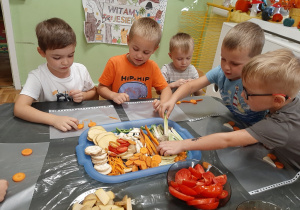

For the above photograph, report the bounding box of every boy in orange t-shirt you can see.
[98,17,172,105]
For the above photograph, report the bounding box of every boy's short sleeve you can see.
[190,65,199,79]
[78,64,95,92]
[160,64,169,82]
[206,65,223,84]
[20,72,43,101]
[246,118,288,149]
[98,59,116,87]
[152,62,168,91]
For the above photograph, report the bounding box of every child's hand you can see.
[0,179,8,202]
[69,90,84,103]
[159,100,175,119]
[52,116,79,132]
[157,140,184,156]
[112,92,130,104]
[153,99,161,112]
[175,79,188,87]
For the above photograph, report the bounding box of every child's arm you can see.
[168,79,188,89]
[153,86,172,111]
[69,86,98,103]
[193,89,205,96]
[97,83,129,104]
[159,76,211,118]
[14,95,79,132]
[157,129,258,156]
[0,179,8,202]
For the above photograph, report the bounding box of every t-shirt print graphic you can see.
[52,90,72,102]
[118,81,148,99]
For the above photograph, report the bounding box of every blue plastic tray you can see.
[76,118,202,183]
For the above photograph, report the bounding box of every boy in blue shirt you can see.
[159,21,266,126]
[158,49,300,169]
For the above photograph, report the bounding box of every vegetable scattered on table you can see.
[21,148,33,156]
[176,99,203,105]
[12,172,26,182]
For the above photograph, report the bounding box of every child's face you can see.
[241,80,275,112]
[38,45,75,78]
[221,46,251,81]
[127,35,158,66]
[168,48,193,71]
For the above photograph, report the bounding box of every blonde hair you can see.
[129,17,161,47]
[169,32,194,54]
[223,21,265,58]
[242,49,300,98]
[36,17,76,52]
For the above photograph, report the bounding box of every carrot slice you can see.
[140,147,148,155]
[275,162,284,169]
[181,100,191,103]
[88,121,96,127]
[21,148,33,156]
[134,152,142,157]
[134,160,143,166]
[228,121,235,126]
[146,156,152,167]
[12,172,26,182]
[129,156,139,161]
[125,160,134,166]
[196,99,203,102]
[267,153,277,161]
[140,154,147,161]
[152,155,162,164]
[176,101,181,104]
[127,140,136,145]
[151,160,159,168]
[190,99,197,104]
[202,161,212,169]
[77,124,84,129]
[233,126,240,131]
[132,165,138,172]
[140,161,148,170]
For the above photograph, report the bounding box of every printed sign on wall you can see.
[82,0,168,45]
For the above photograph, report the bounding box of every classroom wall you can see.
[9,0,210,86]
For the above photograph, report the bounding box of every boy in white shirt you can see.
[14,18,97,132]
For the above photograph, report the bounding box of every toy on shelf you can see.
[271,2,283,22]
[250,0,263,17]
[235,0,251,12]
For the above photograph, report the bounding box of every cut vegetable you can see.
[263,156,276,167]
[12,172,26,182]
[21,148,33,156]
[275,161,284,169]
[267,153,277,161]
[164,112,169,136]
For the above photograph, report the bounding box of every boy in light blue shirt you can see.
[159,21,266,126]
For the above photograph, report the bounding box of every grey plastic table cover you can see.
[0,98,299,210]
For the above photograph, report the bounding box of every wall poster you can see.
[82,0,168,45]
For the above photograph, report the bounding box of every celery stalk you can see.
[164,112,169,136]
